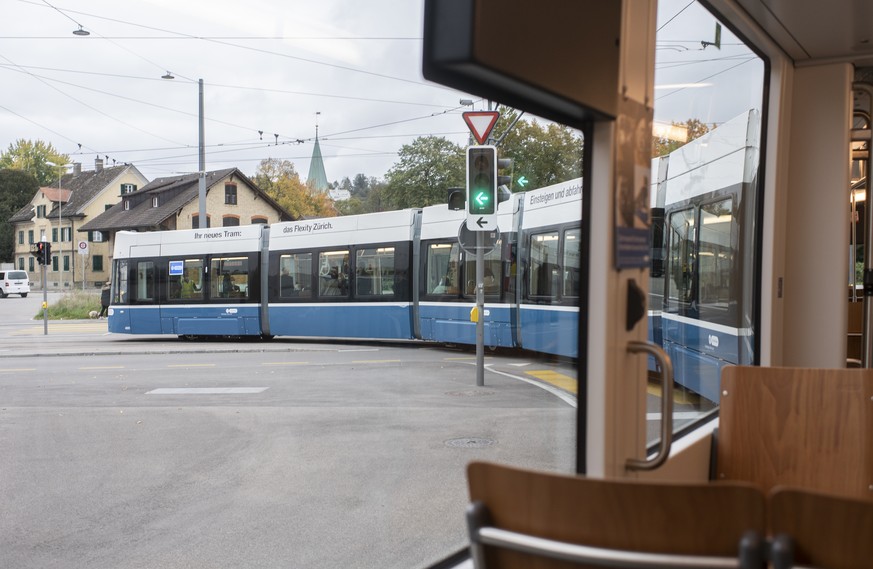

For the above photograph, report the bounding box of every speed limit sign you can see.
[77,240,89,255]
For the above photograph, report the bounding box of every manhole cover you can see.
[444,437,496,448]
[445,390,495,397]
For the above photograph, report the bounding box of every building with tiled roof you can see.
[9,158,148,289]
[79,167,293,255]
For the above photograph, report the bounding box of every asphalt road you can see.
[0,293,578,569]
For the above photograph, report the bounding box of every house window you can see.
[225,184,238,205]
[222,216,240,227]
[63,255,70,271]
[18,257,24,270]
[152,196,159,208]
[105,204,113,211]
[18,231,23,245]
[124,200,130,211]
[192,214,210,229]
[60,227,71,242]
[36,205,46,218]
[252,216,268,224]
[52,228,58,242]
[93,255,104,272]
[51,255,58,271]
[29,257,34,272]
[90,231,104,243]
[121,183,136,194]
[28,230,34,244]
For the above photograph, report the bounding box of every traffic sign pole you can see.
[475,232,485,386]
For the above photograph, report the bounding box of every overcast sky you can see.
[1,0,763,186]
[1,0,479,184]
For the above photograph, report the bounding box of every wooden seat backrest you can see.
[716,366,873,501]
[467,460,766,569]
[770,487,873,569]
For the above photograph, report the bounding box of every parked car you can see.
[0,270,31,298]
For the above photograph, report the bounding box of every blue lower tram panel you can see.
[267,303,415,340]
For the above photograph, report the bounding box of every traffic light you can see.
[467,145,496,216]
[33,241,51,265]
[447,187,465,210]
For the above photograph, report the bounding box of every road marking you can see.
[444,356,476,361]
[0,368,37,373]
[146,387,269,395]
[526,370,578,395]
[508,363,531,367]
[262,361,309,365]
[485,367,577,407]
[351,359,401,364]
[167,363,216,368]
[79,365,125,370]
[338,348,379,352]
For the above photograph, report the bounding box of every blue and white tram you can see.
[516,179,583,357]
[109,224,268,337]
[650,109,761,402]
[265,209,420,340]
[108,179,585,359]
[417,192,519,349]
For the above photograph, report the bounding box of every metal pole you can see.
[198,78,207,228]
[476,231,485,386]
[42,262,47,335]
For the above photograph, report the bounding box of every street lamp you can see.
[163,73,206,228]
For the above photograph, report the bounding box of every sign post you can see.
[77,240,88,290]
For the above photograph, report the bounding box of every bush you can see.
[35,290,101,320]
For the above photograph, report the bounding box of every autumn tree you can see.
[253,158,336,219]
[383,136,464,209]
[496,107,583,190]
[0,140,70,187]
[0,169,40,261]
[652,118,713,157]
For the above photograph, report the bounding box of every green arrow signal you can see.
[517,175,528,188]
[475,191,490,206]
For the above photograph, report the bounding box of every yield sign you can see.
[462,111,500,145]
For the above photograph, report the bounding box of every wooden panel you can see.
[770,488,873,569]
[717,366,873,501]
[467,461,765,569]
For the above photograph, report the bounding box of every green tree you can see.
[0,140,70,186]
[492,107,583,191]
[652,118,713,157]
[0,169,40,262]
[253,158,336,219]
[383,136,464,209]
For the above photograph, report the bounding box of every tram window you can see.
[462,243,502,296]
[356,247,395,297]
[114,259,128,304]
[667,210,695,303]
[168,258,204,301]
[563,228,581,298]
[426,242,461,295]
[698,199,733,307]
[318,250,349,297]
[134,261,155,302]
[530,232,560,298]
[279,253,311,298]
[211,256,249,299]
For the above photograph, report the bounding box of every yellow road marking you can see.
[443,357,476,360]
[526,370,578,394]
[0,368,37,372]
[79,366,125,370]
[646,382,701,404]
[351,359,402,364]
[167,363,216,368]
[262,362,309,366]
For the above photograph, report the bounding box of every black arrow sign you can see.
[476,217,487,228]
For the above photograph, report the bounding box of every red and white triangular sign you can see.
[462,111,500,145]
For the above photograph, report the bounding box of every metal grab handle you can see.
[626,341,674,471]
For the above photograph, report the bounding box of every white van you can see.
[0,270,31,298]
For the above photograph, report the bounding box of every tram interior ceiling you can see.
[422,0,622,126]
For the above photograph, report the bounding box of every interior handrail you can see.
[626,341,674,471]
